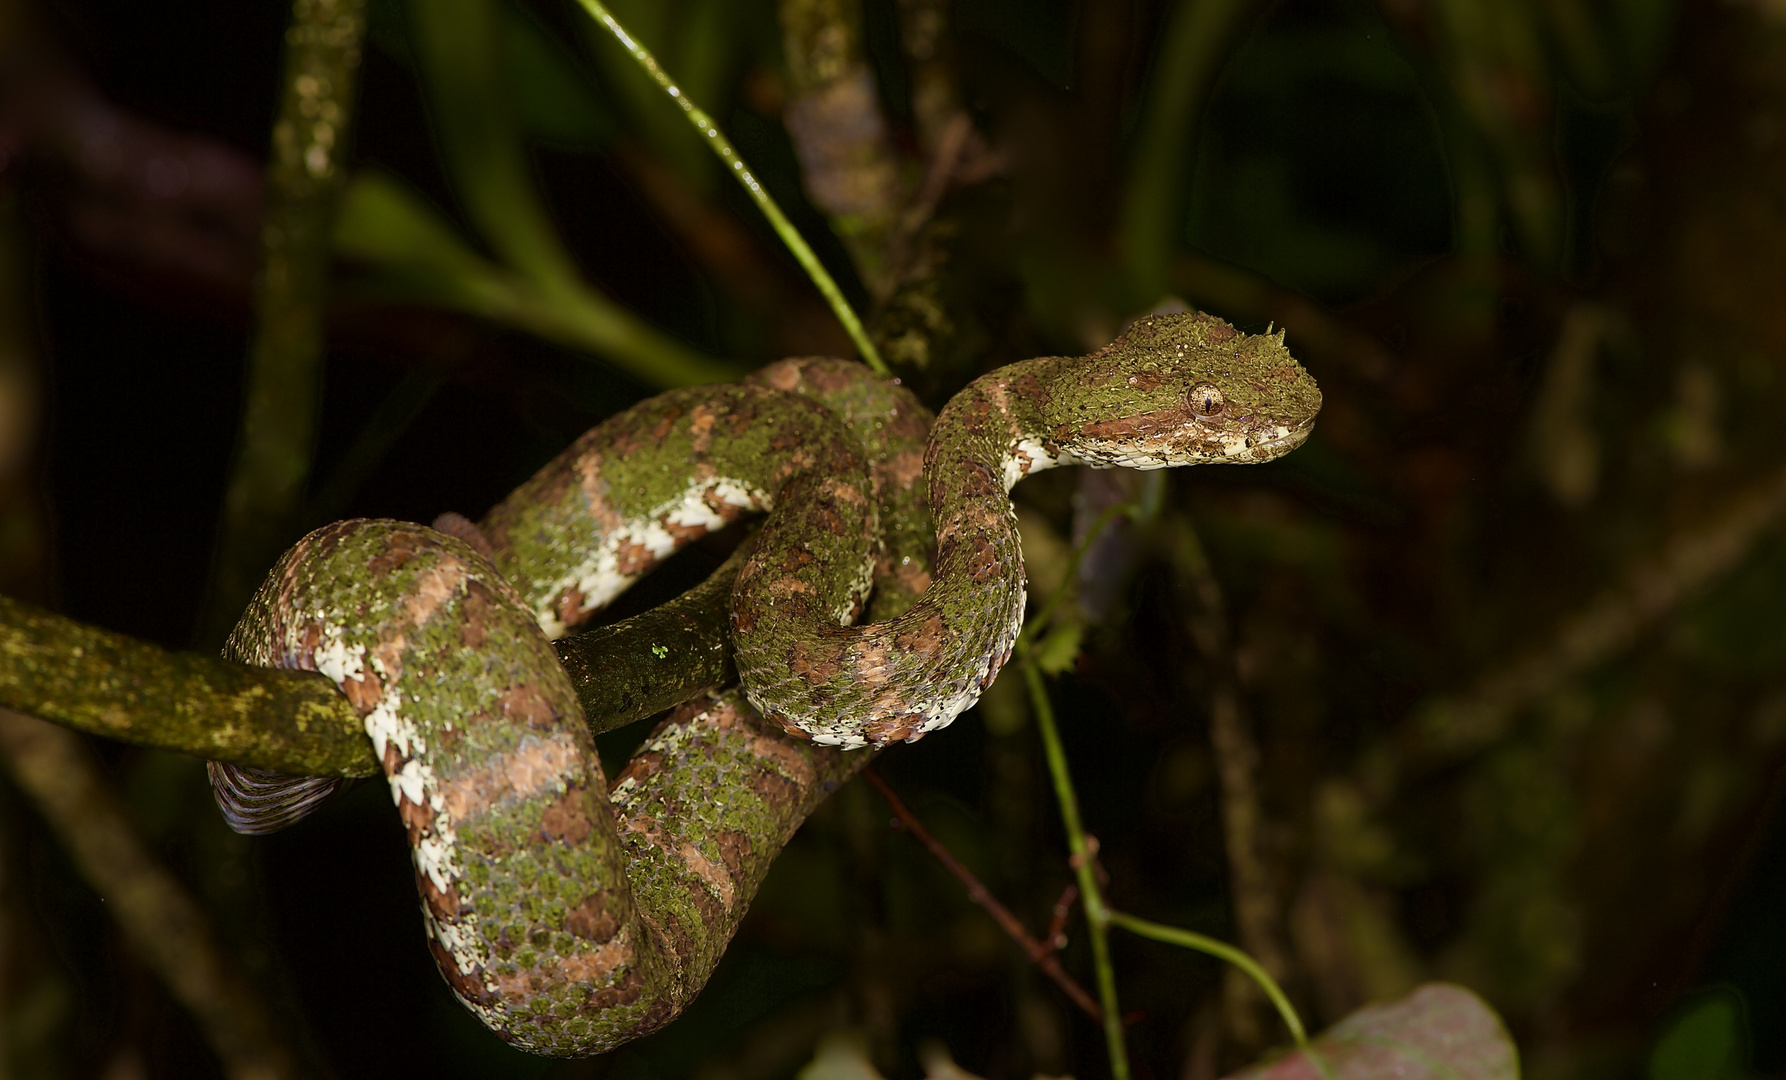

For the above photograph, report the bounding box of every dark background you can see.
[1,0,1783,1078]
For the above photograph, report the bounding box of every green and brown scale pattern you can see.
[733,313,1322,747]
[478,384,880,642]
[217,314,1317,1053]
[218,361,937,1053]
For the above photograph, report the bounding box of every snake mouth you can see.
[1250,416,1316,456]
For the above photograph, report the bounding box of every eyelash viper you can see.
[206,312,1321,1055]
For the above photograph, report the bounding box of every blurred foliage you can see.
[1,0,1786,1078]
[1647,988,1755,1080]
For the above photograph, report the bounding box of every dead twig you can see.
[862,767,1103,1022]
[1046,883,1079,948]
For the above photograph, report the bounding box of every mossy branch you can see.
[0,566,742,771]
[555,547,744,735]
[0,595,375,775]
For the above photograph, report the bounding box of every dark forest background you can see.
[0,0,1783,1077]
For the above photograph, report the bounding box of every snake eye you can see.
[1187,381,1225,417]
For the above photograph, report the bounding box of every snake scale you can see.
[207,313,1321,1055]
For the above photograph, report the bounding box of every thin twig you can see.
[885,112,978,282]
[574,0,888,375]
[0,710,302,1080]
[1046,883,1079,948]
[862,767,1103,1022]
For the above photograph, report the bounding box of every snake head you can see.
[1041,311,1323,468]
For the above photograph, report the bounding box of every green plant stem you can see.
[573,0,888,375]
[199,0,367,647]
[1015,499,1314,1074]
[1020,658,1129,1080]
[1013,502,1136,1076]
[1105,910,1308,1049]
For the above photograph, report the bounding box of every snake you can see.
[207,313,1321,1055]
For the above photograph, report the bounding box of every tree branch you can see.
[1416,458,1786,763]
[0,595,374,775]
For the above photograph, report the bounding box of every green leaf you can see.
[1226,983,1519,1080]
[332,171,741,387]
[406,0,582,287]
[332,170,521,311]
[1033,620,1083,677]
[1649,990,1748,1080]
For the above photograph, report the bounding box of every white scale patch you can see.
[307,619,483,979]
[1001,437,1067,490]
[1077,424,1294,471]
[835,545,877,625]
[533,476,769,639]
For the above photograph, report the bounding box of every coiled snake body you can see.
[209,314,1320,1054]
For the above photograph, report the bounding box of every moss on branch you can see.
[554,547,742,735]
[0,595,376,775]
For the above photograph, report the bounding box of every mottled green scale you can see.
[226,520,671,1052]
[215,315,1318,1056]
[479,385,880,641]
[217,363,935,1055]
[733,313,1322,747]
[744,358,936,619]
